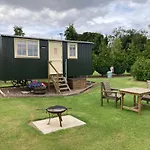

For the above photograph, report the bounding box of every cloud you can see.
[0,4,109,36]
[0,0,150,38]
[0,0,148,11]
[0,0,114,11]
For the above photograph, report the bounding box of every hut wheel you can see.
[11,80,29,87]
[19,80,29,86]
[11,80,18,87]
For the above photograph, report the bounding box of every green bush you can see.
[131,57,150,81]
[110,38,127,74]
[94,46,112,75]
[114,64,126,75]
[126,65,132,73]
[112,52,126,75]
[92,53,97,74]
[96,66,110,76]
[91,67,95,75]
[126,53,137,73]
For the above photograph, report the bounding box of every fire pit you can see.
[46,105,67,127]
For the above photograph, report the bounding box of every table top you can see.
[120,87,150,95]
[46,105,67,113]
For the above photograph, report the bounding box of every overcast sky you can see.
[0,0,150,39]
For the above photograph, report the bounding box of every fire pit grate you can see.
[46,105,68,127]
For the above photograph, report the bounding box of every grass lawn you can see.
[1,77,150,150]
[0,81,12,87]
[92,71,131,76]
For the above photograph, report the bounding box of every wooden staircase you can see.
[50,74,71,93]
[48,61,71,93]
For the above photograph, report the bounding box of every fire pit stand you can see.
[46,105,67,127]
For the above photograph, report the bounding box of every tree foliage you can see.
[111,27,147,51]
[64,24,150,78]
[110,38,126,74]
[13,25,25,36]
[64,24,78,40]
[142,40,150,58]
[131,57,150,81]
[95,41,112,75]
[109,27,148,73]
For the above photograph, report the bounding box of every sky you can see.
[0,0,150,39]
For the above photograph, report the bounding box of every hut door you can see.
[49,41,63,74]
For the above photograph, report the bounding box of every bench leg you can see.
[107,99,109,103]
[115,100,117,108]
[101,96,103,106]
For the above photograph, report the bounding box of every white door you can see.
[49,41,63,74]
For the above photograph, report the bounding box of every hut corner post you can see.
[48,61,50,92]
[48,75,50,92]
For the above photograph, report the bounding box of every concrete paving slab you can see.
[32,115,86,134]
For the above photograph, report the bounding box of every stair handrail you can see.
[48,61,60,74]
[48,61,60,88]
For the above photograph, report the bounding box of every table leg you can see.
[47,113,51,125]
[121,93,125,110]
[133,95,136,106]
[57,113,63,127]
[138,96,142,115]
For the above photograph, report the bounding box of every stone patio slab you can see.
[32,115,86,134]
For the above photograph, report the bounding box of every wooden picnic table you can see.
[120,87,150,115]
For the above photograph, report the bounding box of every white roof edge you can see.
[0,34,94,44]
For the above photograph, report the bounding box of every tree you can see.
[131,33,147,53]
[111,27,147,51]
[142,39,150,58]
[131,57,150,81]
[111,38,122,54]
[95,41,112,75]
[13,25,25,36]
[111,38,126,74]
[109,27,148,73]
[64,24,78,40]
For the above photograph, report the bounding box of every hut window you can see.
[16,41,26,56]
[14,38,40,58]
[28,41,38,56]
[68,43,78,59]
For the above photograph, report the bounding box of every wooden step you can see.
[49,74,71,93]
[53,77,64,80]
[59,83,67,86]
[60,87,70,91]
[55,80,65,83]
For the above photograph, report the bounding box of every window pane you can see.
[22,49,26,55]
[28,49,33,56]
[70,44,76,57]
[70,49,74,56]
[17,49,21,55]
[28,41,38,56]
[33,49,38,56]
[17,41,26,56]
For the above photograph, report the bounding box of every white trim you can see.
[14,38,40,59]
[67,43,78,59]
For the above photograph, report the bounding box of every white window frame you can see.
[14,38,40,58]
[67,43,78,59]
